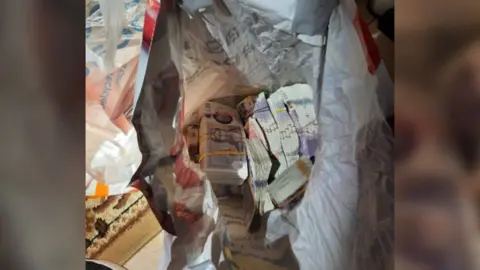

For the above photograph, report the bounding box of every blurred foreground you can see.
[396,0,480,269]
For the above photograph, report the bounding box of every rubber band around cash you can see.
[273,108,287,114]
[198,151,247,162]
[272,103,295,114]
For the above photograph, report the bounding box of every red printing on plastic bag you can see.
[174,155,202,189]
[353,9,381,74]
[174,203,202,224]
[143,0,160,48]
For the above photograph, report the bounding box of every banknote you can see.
[245,137,277,214]
[267,156,312,205]
[245,138,271,182]
[237,95,257,120]
[188,101,241,126]
[279,84,318,157]
[285,107,317,158]
[267,91,300,166]
[245,138,271,204]
[199,116,248,185]
[202,101,241,122]
[200,120,245,171]
[246,117,268,150]
[252,93,287,176]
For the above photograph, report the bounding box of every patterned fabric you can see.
[85,192,150,258]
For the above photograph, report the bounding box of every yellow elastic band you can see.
[272,104,294,114]
[198,151,246,162]
[273,108,287,114]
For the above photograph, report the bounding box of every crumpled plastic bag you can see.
[265,2,393,269]
[131,0,393,269]
[85,0,146,197]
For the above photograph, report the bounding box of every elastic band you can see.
[272,108,287,114]
[272,104,294,114]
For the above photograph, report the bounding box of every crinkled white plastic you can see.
[85,0,146,196]
[234,0,338,46]
[135,0,393,269]
[265,1,393,269]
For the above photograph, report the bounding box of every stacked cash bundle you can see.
[266,156,312,206]
[251,92,288,177]
[279,84,318,158]
[245,137,273,214]
[245,138,313,214]
[239,83,318,213]
[199,115,249,186]
[189,101,242,126]
[186,84,317,213]
[267,91,300,167]
[243,84,317,175]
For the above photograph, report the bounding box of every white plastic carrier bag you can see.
[130,0,393,269]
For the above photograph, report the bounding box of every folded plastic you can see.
[85,0,146,197]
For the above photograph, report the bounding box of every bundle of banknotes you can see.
[197,102,249,186]
[245,140,313,214]
[184,84,318,216]
[238,83,318,214]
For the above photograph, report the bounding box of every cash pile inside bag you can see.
[132,0,393,269]
[197,102,248,186]
[236,86,318,214]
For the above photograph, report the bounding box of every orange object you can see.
[94,182,109,197]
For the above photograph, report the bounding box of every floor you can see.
[122,2,394,270]
[124,231,164,270]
